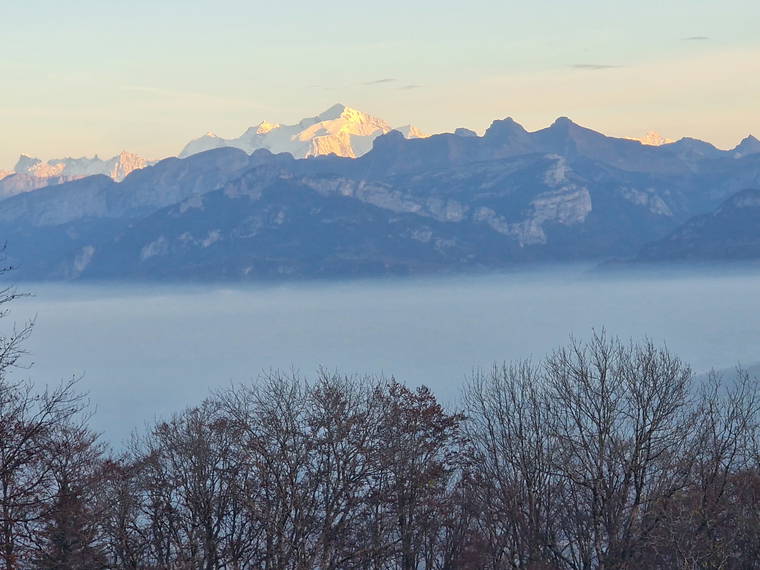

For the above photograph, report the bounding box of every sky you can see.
[2,0,759,169]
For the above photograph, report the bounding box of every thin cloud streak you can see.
[399,84,422,90]
[363,78,397,85]
[571,64,622,70]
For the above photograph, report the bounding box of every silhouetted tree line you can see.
[2,284,760,568]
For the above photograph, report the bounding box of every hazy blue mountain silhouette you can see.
[2,116,760,280]
[634,188,760,262]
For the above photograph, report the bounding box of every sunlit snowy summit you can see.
[179,103,427,159]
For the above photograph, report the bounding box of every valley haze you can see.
[12,267,760,443]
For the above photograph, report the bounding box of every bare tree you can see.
[97,455,149,570]
[302,371,387,569]
[217,372,467,570]
[0,275,89,570]
[131,399,254,570]
[4,311,759,570]
[463,361,566,569]
[644,369,760,568]
[371,380,465,570]
[220,371,316,570]
[544,332,695,569]
[32,421,108,570]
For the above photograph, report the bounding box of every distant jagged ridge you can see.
[0,151,151,201]
[178,103,428,159]
[2,109,760,280]
[625,131,674,146]
[14,151,148,181]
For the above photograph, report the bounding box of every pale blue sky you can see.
[2,0,759,168]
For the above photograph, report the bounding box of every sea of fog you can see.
[8,266,760,443]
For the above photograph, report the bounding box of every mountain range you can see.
[0,105,426,201]
[1,104,759,281]
[0,152,150,201]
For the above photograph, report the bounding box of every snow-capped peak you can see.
[12,151,148,181]
[626,131,674,146]
[179,104,427,160]
[394,125,427,139]
[256,121,280,134]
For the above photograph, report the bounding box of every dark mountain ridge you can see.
[633,188,760,263]
[2,115,759,280]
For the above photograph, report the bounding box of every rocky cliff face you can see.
[634,188,760,262]
[108,151,149,180]
[0,172,83,200]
